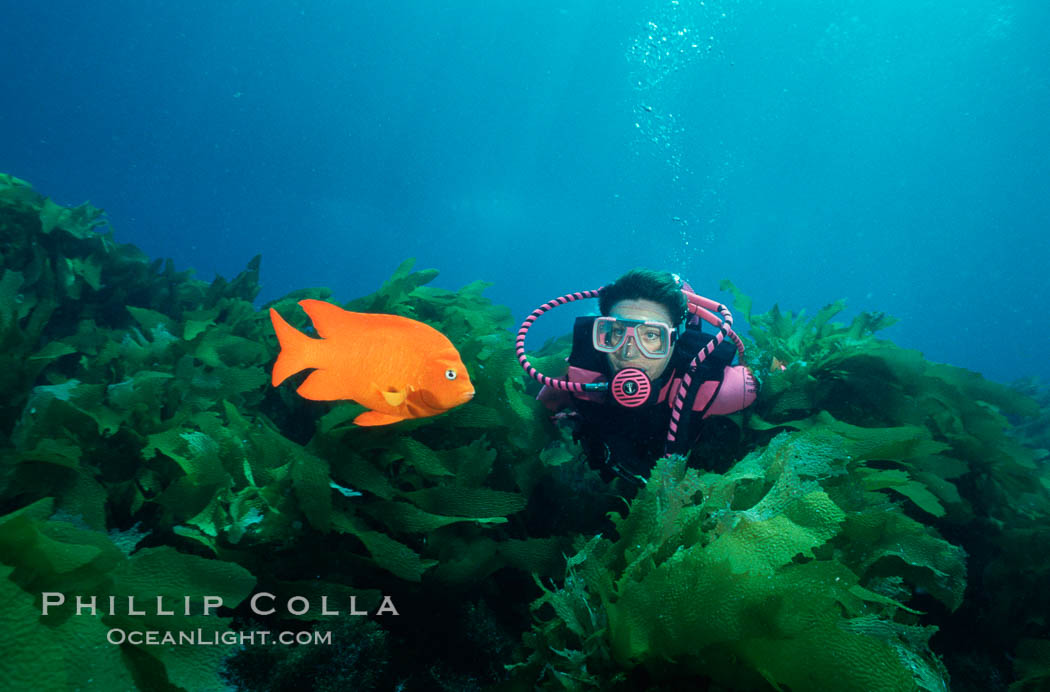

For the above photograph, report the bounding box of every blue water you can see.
[3,1,1048,385]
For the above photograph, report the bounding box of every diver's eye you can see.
[445,369,457,380]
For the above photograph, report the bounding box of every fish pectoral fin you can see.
[378,385,408,407]
[354,410,408,427]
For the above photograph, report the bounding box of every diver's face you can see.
[605,299,674,381]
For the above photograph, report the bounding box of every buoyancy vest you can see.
[541,316,756,481]
[551,316,754,418]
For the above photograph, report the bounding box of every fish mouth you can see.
[421,389,474,410]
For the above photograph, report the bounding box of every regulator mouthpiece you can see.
[610,368,651,407]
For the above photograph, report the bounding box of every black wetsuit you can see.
[565,316,738,483]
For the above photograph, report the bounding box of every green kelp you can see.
[512,287,1049,690]
[222,616,391,692]
[0,498,255,690]
[1,175,265,689]
[301,258,576,586]
[5,174,1048,690]
[513,438,954,691]
[1010,377,1050,466]
[727,291,1050,688]
[1,175,588,690]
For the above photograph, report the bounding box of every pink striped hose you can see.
[666,290,747,449]
[515,287,748,450]
[515,289,605,392]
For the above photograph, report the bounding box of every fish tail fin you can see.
[269,307,315,386]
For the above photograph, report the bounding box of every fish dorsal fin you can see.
[298,299,354,339]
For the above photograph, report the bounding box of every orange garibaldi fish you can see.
[269,299,475,426]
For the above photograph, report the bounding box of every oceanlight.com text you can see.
[106,628,332,646]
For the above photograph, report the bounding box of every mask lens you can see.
[593,317,627,351]
[593,318,673,358]
[635,323,670,357]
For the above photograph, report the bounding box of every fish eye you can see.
[445,369,457,380]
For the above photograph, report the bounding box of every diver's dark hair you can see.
[599,269,688,326]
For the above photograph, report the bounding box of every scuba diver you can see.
[516,269,757,487]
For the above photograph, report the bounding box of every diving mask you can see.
[592,316,676,359]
